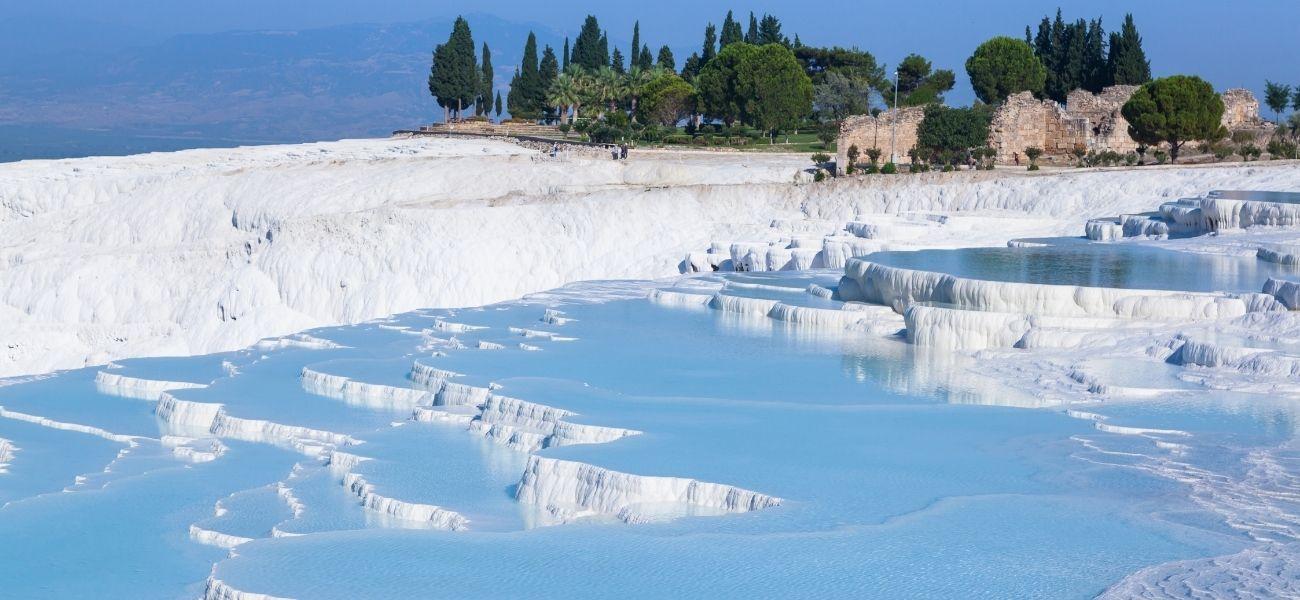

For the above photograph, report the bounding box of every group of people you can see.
[545,142,629,160]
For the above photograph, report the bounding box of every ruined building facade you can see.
[836,87,1274,172]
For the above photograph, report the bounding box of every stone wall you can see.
[1221,88,1276,144]
[837,86,1275,168]
[836,107,924,173]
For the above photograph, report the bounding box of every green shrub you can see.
[881,162,898,174]
[813,170,827,182]
[1153,149,1168,164]
[1267,139,1298,159]
[811,153,831,165]
[1124,152,1138,166]
[1027,163,1040,171]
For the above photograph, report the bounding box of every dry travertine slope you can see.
[2,136,1297,377]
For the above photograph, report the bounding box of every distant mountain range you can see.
[0,14,567,161]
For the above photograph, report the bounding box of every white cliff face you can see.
[204,577,293,600]
[94,370,208,400]
[515,456,782,526]
[4,137,1298,378]
[841,260,1279,321]
[0,436,14,473]
[342,472,468,531]
[298,367,431,411]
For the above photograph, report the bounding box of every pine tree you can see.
[745,12,759,44]
[598,34,609,68]
[479,43,493,116]
[720,11,742,48]
[1082,19,1106,92]
[758,14,784,45]
[657,46,676,71]
[1106,14,1150,86]
[540,46,559,91]
[562,38,570,70]
[572,15,607,70]
[611,48,625,73]
[638,45,653,70]
[682,53,702,81]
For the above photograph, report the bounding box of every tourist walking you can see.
[611,146,619,160]
[619,144,628,160]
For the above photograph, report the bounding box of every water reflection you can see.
[867,241,1299,293]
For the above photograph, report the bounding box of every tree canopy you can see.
[885,54,956,107]
[507,32,544,119]
[427,16,479,120]
[1264,81,1292,124]
[695,42,757,125]
[571,15,608,70]
[1121,75,1225,162]
[1107,14,1150,86]
[965,36,1046,104]
[916,104,992,158]
[638,72,697,126]
[739,43,813,135]
[656,46,675,71]
[814,72,874,121]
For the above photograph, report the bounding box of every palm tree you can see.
[592,66,626,118]
[624,66,658,122]
[547,73,581,127]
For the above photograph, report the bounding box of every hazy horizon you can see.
[3,1,1297,161]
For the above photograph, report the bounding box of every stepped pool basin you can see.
[1,240,1298,598]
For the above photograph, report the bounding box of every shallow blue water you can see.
[0,258,1292,597]
[867,240,1300,293]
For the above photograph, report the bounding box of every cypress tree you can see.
[720,11,742,48]
[562,38,570,70]
[427,16,479,121]
[540,46,559,90]
[540,45,559,121]
[572,16,606,70]
[479,42,493,116]
[494,91,502,118]
[598,33,609,67]
[1059,19,1087,97]
[611,48,625,73]
[1107,14,1150,86]
[657,46,676,71]
[702,24,717,63]
[1082,19,1106,92]
[745,12,759,44]
[631,22,641,67]
[508,32,544,119]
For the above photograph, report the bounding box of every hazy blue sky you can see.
[10,0,1299,108]
[10,1,1300,99]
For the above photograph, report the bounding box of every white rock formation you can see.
[841,260,1281,321]
[5,137,1298,377]
[516,456,781,525]
[94,370,208,400]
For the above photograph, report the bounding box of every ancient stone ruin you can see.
[836,107,924,172]
[836,86,1274,171]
